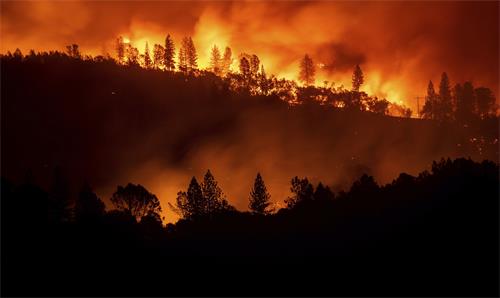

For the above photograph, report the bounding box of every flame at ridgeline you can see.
[1,1,499,111]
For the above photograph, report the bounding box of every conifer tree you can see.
[180,36,198,72]
[201,170,228,214]
[153,44,165,69]
[438,72,453,121]
[249,173,271,215]
[164,34,176,71]
[299,54,315,86]
[178,43,187,73]
[210,45,222,75]
[422,80,437,120]
[352,64,364,91]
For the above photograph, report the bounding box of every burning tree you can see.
[299,54,315,86]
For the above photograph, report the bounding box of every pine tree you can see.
[421,80,437,120]
[222,46,233,75]
[143,42,152,69]
[438,72,453,121]
[153,44,165,69]
[201,170,228,214]
[454,81,475,123]
[180,36,198,73]
[164,34,175,71]
[352,64,364,91]
[186,177,204,218]
[249,173,271,215]
[178,42,187,73]
[209,45,222,75]
[299,54,315,86]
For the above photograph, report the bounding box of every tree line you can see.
[421,72,497,122]
[2,36,497,119]
[9,167,279,225]
[3,157,498,296]
[2,37,413,117]
[113,34,497,119]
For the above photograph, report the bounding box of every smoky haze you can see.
[2,58,498,223]
[1,1,499,223]
[1,1,498,111]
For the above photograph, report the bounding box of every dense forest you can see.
[1,46,499,296]
[1,158,498,296]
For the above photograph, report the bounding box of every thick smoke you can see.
[1,1,498,109]
[1,1,499,223]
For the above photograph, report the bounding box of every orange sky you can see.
[1,1,498,112]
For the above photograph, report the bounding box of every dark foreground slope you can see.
[1,158,498,296]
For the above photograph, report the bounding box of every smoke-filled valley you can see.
[1,54,497,222]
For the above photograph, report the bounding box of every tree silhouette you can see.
[178,41,187,73]
[422,80,437,120]
[184,37,198,72]
[13,48,23,59]
[126,46,139,66]
[258,65,272,95]
[164,34,175,71]
[454,81,475,123]
[474,87,496,119]
[352,64,364,92]
[173,177,204,220]
[153,44,165,69]
[366,97,389,115]
[349,174,379,198]
[239,56,251,80]
[202,170,231,214]
[179,37,197,73]
[222,46,233,75]
[438,72,453,121]
[115,36,126,64]
[249,172,272,215]
[299,54,315,86]
[285,176,314,208]
[210,45,222,76]
[313,182,334,201]
[110,183,161,220]
[250,54,260,77]
[75,182,105,223]
[143,42,152,69]
[65,44,81,59]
